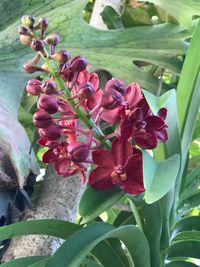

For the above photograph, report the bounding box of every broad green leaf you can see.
[172,231,200,242]
[79,186,125,223]
[83,259,104,267]
[27,258,50,267]
[172,216,200,238]
[113,211,136,227]
[0,219,80,241]
[176,19,200,162]
[165,260,199,267]
[101,5,124,29]
[0,0,197,96]
[143,151,180,204]
[129,198,162,267]
[92,240,127,267]
[166,240,200,259]
[177,191,200,216]
[0,256,49,267]
[149,0,200,27]
[46,222,150,267]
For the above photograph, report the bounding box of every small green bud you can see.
[21,15,35,28]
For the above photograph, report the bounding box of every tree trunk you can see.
[2,166,85,261]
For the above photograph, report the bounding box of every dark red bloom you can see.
[119,99,168,149]
[88,138,144,194]
[42,141,87,181]
[26,79,42,95]
[33,110,52,128]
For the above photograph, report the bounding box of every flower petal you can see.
[92,149,114,168]
[88,167,114,190]
[55,158,70,176]
[42,148,57,163]
[121,155,144,194]
[101,108,121,124]
[87,89,102,110]
[146,116,166,131]
[111,138,133,166]
[89,73,99,92]
[156,129,168,142]
[133,129,157,149]
[125,83,143,109]
[157,107,167,120]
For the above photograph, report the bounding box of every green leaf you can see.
[149,0,200,27]
[113,211,136,227]
[172,216,200,237]
[27,258,50,267]
[0,256,49,267]
[177,19,200,161]
[0,0,196,97]
[0,219,80,241]
[101,5,124,29]
[143,151,180,204]
[128,198,162,267]
[92,240,127,267]
[79,186,125,223]
[46,222,150,267]
[83,259,104,267]
[166,240,200,259]
[172,231,200,242]
[165,260,199,267]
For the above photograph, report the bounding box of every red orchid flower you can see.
[42,141,88,182]
[119,99,168,149]
[100,81,143,124]
[88,138,144,194]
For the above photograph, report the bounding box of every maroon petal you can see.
[133,129,157,149]
[125,83,143,109]
[146,116,166,131]
[55,158,70,176]
[89,73,99,92]
[92,149,114,168]
[118,118,133,140]
[111,138,133,166]
[101,108,121,124]
[156,129,168,142]
[88,167,114,190]
[121,155,144,194]
[87,89,102,110]
[157,108,167,120]
[42,148,58,163]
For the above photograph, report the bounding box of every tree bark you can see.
[2,166,85,261]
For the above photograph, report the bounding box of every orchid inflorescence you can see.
[19,15,168,194]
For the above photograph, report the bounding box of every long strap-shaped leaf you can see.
[0,256,49,267]
[0,219,80,241]
[46,222,150,267]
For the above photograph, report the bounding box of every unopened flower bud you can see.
[77,82,94,100]
[26,79,42,95]
[70,56,88,72]
[31,39,45,52]
[23,62,41,73]
[18,25,30,36]
[33,110,52,128]
[38,95,58,114]
[21,15,35,28]
[38,17,48,30]
[101,88,122,110]
[50,50,71,64]
[105,79,126,95]
[68,142,89,162]
[39,124,61,140]
[45,32,60,45]
[41,79,58,94]
[20,35,32,45]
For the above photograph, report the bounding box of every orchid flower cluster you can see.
[19,15,168,195]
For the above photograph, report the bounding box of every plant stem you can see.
[42,49,111,149]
